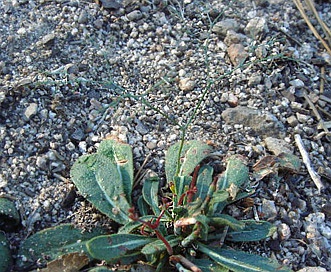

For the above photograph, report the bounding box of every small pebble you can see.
[24,103,38,119]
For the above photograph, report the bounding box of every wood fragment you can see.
[294,134,325,193]
[320,66,325,94]
[302,88,329,134]
[292,0,331,55]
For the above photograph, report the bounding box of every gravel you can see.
[1,0,331,271]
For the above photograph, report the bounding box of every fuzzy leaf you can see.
[165,141,212,184]
[209,215,245,231]
[141,235,180,256]
[0,197,20,231]
[71,152,131,225]
[142,170,161,215]
[137,196,150,216]
[198,244,293,272]
[226,220,276,242]
[0,232,12,272]
[16,224,105,270]
[174,176,192,205]
[97,140,134,202]
[195,165,214,201]
[217,155,249,190]
[118,215,150,234]
[87,234,155,262]
[191,259,229,272]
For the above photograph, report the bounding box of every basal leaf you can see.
[198,244,293,272]
[70,153,131,225]
[118,215,155,234]
[191,259,229,272]
[165,141,212,185]
[142,170,161,215]
[195,165,214,202]
[87,234,154,262]
[138,196,150,216]
[0,232,12,272]
[16,224,105,270]
[141,235,180,256]
[217,155,249,190]
[97,140,134,202]
[209,215,245,231]
[226,220,276,242]
[0,197,20,231]
[174,176,192,205]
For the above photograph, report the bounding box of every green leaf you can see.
[208,190,229,215]
[195,165,214,201]
[165,141,212,184]
[118,215,155,234]
[226,220,276,242]
[0,197,20,231]
[141,235,180,256]
[87,234,155,262]
[209,215,245,231]
[217,155,249,190]
[71,153,131,225]
[137,195,150,216]
[198,244,293,272]
[97,140,134,203]
[174,176,192,205]
[190,259,229,272]
[0,232,12,272]
[16,224,105,270]
[142,170,161,215]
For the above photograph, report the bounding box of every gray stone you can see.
[127,10,143,21]
[36,156,48,170]
[245,17,268,38]
[221,106,285,137]
[78,10,88,24]
[227,43,248,66]
[264,137,293,155]
[40,33,55,46]
[289,79,305,88]
[24,103,38,119]
[179,78,195,92]
[71,128,85,141]
[262,199,277,220]
[248,75,262,87]
[136,119,149,135]
[278,223,291,240]
[287,115,298,127]
[212,19,239,36]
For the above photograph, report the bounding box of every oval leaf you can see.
[70,153,131,225]
[0,232,12,272]
[0,197,20,231]
[16,224,105,270]
[87,234,155,262]
[198,243,293,272]
[165,141,212,184]
[226,220,276,242]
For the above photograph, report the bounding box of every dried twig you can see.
[293,0,331,55]
[302,88,329,134]
[294,134,324,193]
[304,0,331,45]
[320,66,325,94]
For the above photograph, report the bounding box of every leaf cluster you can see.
[15,140,293,272]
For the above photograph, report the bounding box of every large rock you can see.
[221,106,285,137]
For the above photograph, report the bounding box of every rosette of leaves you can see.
[16,140,293,272]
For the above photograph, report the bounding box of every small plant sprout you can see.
[16,139,293,271]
